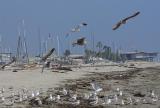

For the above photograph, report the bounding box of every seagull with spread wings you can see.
[112,11,140,30]
[71,22,87,32]
[66,22,88,37]
[72,37,87,47]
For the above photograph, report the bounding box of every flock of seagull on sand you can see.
[0,79,159,107]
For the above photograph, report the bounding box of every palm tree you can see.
[64,49,71,57]
[103,45,108,51]
[102,45,110,59]
[108,46,112,60]
[96,41,103,52]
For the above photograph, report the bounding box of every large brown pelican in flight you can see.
[112,11,140,30]
[72,37,87,47]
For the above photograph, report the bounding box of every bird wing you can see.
[82,22,87,26]
[123,11,140,22]
[112,21,122,30]
[78,38,86,45]
[77,38,84,43]
[41,48,55,61]
[72,37,86,46]
[71,25,81,32]
[80,22,88,27]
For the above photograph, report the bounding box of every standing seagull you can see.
[90,80,103,93]
[112,11,140,30]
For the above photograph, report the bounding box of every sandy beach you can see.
[0,62,131,90]
[0,61,160,108]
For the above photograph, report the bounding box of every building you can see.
[120,51,158,61]
[0,53,12,65]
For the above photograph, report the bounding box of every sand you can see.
[0,62,131,90]
[0,61,160,108]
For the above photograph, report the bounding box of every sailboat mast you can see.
[22,19,29,63]
[57,36,60,56]
[38,28,41,57]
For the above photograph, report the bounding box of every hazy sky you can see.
[0,0,160,56]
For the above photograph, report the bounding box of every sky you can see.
[0,0,160,56]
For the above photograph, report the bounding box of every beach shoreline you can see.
[0,61,160,107]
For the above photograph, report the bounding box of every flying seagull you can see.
[112,11,140,30]
[41,48,55,62]
[80,22,88,27]
[66,22,88,37]
[70,26,81,32]
[71,22,87,32]
[72,37,87,47]
[1,56,16,69]
[41,48,55,73]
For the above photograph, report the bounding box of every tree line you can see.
[64,41,127,62]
